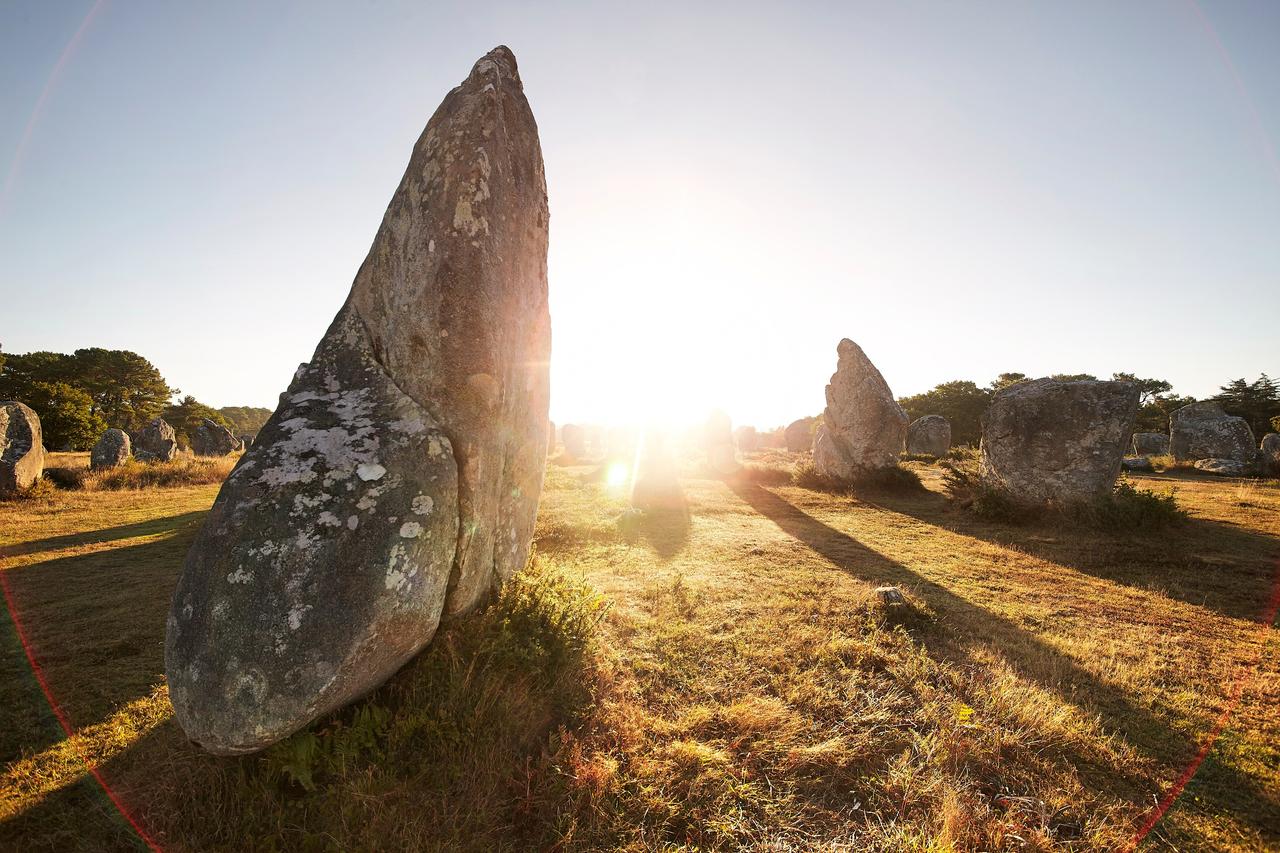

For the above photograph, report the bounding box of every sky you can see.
[1,1,1277,429]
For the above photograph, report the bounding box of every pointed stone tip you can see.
[469,45,520,85]
[836,338,862,357]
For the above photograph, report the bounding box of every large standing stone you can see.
[784,417,814,453]
[165,47,551,755]
[906,415,951,456]
[192,418,240,457]
[1169,402,1256,464]
[812,339,908,480]
[90,428,131,470]
[1132,432,1169,456]
[980,378,1139,505]
[561,424,585,459]
[0,401,44,496]
[134,417,178,462]
[1262,433,1280,476]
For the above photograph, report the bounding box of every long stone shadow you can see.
[729,480,1280,845]
[0,511,209,560]
[853,480,1279,623]
[1,523,198,765]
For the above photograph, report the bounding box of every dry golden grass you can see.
[1,456,1277,850]
[38,451,241,493]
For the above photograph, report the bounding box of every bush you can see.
[81,456,238,491]
[940,459,1032,522]
[793,460,924,494]
[1069,480,1187,529]
[737,461,795,486]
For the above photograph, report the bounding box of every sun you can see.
[605,461,631,488]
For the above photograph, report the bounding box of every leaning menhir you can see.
[0,401,44,496]
[981,378,1138,505]
[813,339,908,479]
[165,47,551,755]
[134,417,179,462]
[192,418,241,457]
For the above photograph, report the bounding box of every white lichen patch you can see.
[227,567,254,585]
[399,521,423,538]
[287,604,312,631]
[428,436,447,458]
[317,511,342,527]
[411,494,434,515]
[357,462,387,481]
[347,514,359,530]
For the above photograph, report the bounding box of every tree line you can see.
[898,372,1280,447]
[0,346,272,451]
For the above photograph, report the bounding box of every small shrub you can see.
[792,460,923,494]
[1068,481,1186,529]
[737,461,795,486]
[42,466,89,490]
[940,460,1031,522]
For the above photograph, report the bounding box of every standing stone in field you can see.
[784,417,815,453]
[704,410,738,474]
[1169,402,1256,464]
[980,378,1139,505]
[90,428,131,470]
[813,339,908,480]
[561,424,585,459]
[1132,432,1169,456]
[734,425,760,453]
[165,46,551,756]
[0,401,44,496]
[192,418,240,457]
[1262,434,1280,476]
[547,421,556,455]
[134,417,178,462]
[906,415,951,456]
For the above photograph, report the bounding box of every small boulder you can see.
[1132,432,1169,456]
[906,415,951,456]
[134,417,178,462]
[1121,456,1153,472]
[1169,402,1255,464]
[813,339,907,479]
[90,428,132,470]
[0,401,44,495]
[980,378,1139,505]
[191,418,240,457]
[1194,458,1248,477]
[874,586,906,606]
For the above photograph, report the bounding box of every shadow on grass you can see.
[849,477,1279,623]
[728,480,1280,847]
[0,511,209,560]
[0,517,201,764]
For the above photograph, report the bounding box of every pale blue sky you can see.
[2,1,1277,428]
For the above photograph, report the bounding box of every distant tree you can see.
[1272,415,1280,433]
[899,380,991,446]
[24,381,107,450]
[72,348,177,430]
[989,373,1028,392]
[1214,375,1280,439]
[217,406,273,438]
[163,396,232,449]
[1049,373,1098,383]
[1111,373,1172,405]
[1134,393,1197,433]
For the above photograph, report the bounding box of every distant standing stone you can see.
[90,428,131,470]
[1131,432,1169,456]
[1262,433,1280,476]
[784,417,815,453]
[906,415,951,456]
[547,421,556,455]
[191,418,240,457]
[734,425,760,453]
[166,46,551,755]
[562,424,585,458]
[813,339,908,480]
[980,378,1139,505]
[0,401,44,496]
[134,417,179,462]
[704,410,739,475]
[1169,402,1255,464]
[1121,456,1153,472]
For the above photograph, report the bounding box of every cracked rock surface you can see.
[165,46,550,755]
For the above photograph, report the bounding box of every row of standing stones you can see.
[2,46,1277,758]
[0,409,246,495]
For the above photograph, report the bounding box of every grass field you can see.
[1,453,1278,851]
